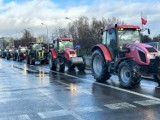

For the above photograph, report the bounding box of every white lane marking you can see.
[38,90,84,120]
[51,70,160,102]
[134,100,160,106]
[104,102,136,110]
[0,114,31,120]
[77,89,92,95]
[38,110,70,119]
[18,115,31,120]
[0,98,19,103]
[75,106,103,113]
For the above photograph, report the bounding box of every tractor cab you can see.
[91,24,160,89]
[49,37,86,72]
[102,25,141,59]
[53,38,73,53]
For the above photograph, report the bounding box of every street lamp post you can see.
[65,17,78,44]
[41,23,49,51]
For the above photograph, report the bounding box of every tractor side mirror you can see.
[148,29,150,34]
[100,27,104,35]
[115,24,118,28]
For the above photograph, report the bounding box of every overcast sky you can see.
[0,0,160,38]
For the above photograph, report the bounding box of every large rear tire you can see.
[56,58,65,72]
[118,61,141,89]
[49,53,56,70]
[91,50,111,82]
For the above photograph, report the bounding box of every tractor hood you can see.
[64,48,77,60]
[125,43,159,65]
[126,43,158,54]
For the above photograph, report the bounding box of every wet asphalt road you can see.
[0,58,160,120]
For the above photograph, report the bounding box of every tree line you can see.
[1,16,159,54]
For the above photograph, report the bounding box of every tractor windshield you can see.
[118,29,141,45]
[59,40,73,51]
[19,47,27,52]
[32,44,43,51]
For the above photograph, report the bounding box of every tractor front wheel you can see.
[77,64,85,71]
[29,56,35,65]
[118,61,141,89]
[91,50,111,82]
[77,57,86,71]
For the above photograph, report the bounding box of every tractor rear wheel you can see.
[49,53,56,70]
[7,54,10,60]
[13,55,16,61]
[91,50,111,82]
[118,61,141,89]
[56,58,65,72]
[68,65,75,70]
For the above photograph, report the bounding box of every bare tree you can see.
[14,29,36,47]
[153,34,160,42]
[141,34,152,43]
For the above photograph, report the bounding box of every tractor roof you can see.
[105,25,140,31]
[28,42,46,45]
[55,38,73,41]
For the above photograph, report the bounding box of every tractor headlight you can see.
[147,54,155,59]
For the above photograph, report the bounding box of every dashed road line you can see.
[38,106,103,119]
[134,100,160,106]
[38,110,70,119]
[0,114,31,120]
[104,102,136,110]
[75,106,103,113]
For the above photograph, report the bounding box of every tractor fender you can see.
[91,44,112,61]
[50,49,57,59]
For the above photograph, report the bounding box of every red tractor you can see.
[49,38,86,72]
[91,24,160,88]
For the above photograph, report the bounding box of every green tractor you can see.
[26,43,49,65]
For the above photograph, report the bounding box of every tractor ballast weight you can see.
[91,24,160,88]
[49,38,86,72]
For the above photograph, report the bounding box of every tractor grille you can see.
[146,47,157,52]
[138,50,146,63]
[70,51,75,54]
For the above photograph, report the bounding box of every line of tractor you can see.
[1,24,160,89]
